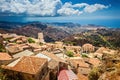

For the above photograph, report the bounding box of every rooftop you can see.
[35,53,51,61]
[48,59,59,69]
[96,47,108,54]
[6,45,23,54]
[77,73,88,80]
[58,69,78,80]
[42,51,66,63]
[70,59,89,68]
[13,50,34,58]
[85,58,101,67]
[2,56,48,74]
[27,43,41,49]
[0,52,12,60]
[9,36,23,42]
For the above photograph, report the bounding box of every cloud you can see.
[0,0,109,16]
[57,2,83,16]
[72,3,89,8]
[84,4,109,13]
[57,7,83,16]
[0,0,62,16]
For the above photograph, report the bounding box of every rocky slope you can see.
[63,28,120,49]
[0,22,70,42]
[0,21,119,47]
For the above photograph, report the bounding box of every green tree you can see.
[28,38,35,43]
[88,67,101,80]
[81,54,89,58]
[0,44,5,52]
[66,51,74,57]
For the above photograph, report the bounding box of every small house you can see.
[2,56,48,80]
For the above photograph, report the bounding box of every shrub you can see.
[81,54,89,58]
[0,44,5,52]
[88,67,101,80]
[28,38,35,43]
[66,51,74,57]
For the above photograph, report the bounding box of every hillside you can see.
[89,51,120,80]
[0,22,70,42]
[0,22,120,48]
[63,28,120,49]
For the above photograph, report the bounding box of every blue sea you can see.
[0,16,120,28]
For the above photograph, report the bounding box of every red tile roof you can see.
[87,58,101,67]
[3,56,47,74]
[0,53,12,60]
[70,59,89,68]
[58,69,78,80]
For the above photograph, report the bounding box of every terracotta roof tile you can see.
[96,47,108,53]
[13,50,34,58]
[48,59,59,69]
[70,59,89,68]
[0,53,12,60]
[3,56,47,74]
[58,69,78,80]
[6,46,23,54]
[42,51,65,63]
[9,36,22,42]
[87,58,101,67]
[77,73,88,80]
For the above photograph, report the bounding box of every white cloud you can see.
[0,0,109,16]
[0,0,62,16]
[84,4,109,13]
[73,3,88,8]
[57,2,83,16]
[57,7,83,16]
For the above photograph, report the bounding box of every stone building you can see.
[82,43,95,53]
[68,59,90,75]
[54,41,63,49]
[2,56,49,80]
[0,52,12,65]
[65,46,81,54]
[38,33,45,43]
[35,52,68,80]
[9,36,27,44]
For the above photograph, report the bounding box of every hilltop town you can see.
[0,32,120,80]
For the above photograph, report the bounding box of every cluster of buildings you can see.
[0,32,117,80]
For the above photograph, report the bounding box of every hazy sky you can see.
[0,0,120,27]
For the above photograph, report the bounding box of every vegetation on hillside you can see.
[63,29,120,49]
[0,36,5,52]
[28,38,35,43]
[81,54,89,58]
[0,44,5,52]
[66,51,74,57]
[88,51,120,80]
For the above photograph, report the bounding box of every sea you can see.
[0,16,120,28]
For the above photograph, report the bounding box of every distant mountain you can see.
[0,21,107,42]
[0,21,25,29]
[10,25,70,42]
[47,22,106,34]
[1,22,69,42]
[46,22,81,28]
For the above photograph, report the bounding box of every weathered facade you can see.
[38,33,45,43]
[2,56,49,80]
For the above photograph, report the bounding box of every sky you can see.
[0,0,120,27]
